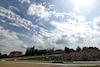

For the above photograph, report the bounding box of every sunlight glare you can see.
[72,0,93,12]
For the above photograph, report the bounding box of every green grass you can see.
[18,58,74,63]
[18,58,52,62]
[17,54,65,60]
[18,58,35,60]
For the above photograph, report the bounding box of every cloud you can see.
[91,38,100,47]
[56,36,68,44]
[0,6,36,31]
[0,26,28,55]
[1,0,100,54]
[8,6,20,12]
[0,5,62,51]
[51,20,90,37]
[0,5,60,50]
[94,16,100,29]
[50,13,100,48]
[72,0,94,12]
[27,3,51,20]
[18,0,30,4]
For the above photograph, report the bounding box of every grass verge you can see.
[18,58,52,62]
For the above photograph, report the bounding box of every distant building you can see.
[9,51,22,57]
[54,49,65,54]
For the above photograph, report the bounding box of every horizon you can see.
[1,46,99,55]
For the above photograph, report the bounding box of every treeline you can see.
[0,46,99,58]
[0,53,8,58]
[25,46,99,56]
[25,46,54,56]
[65,46,99,53]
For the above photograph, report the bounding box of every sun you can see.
[72,0,93,12]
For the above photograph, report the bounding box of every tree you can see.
[69,49,75,53]
[38,50,46,55]
[94,47,98,49]
[76,46,81,52]
[25,46,35,56]
[46,48,54,55]
[82,46,88,50]
[65,47,70,53]
[31,46,35,56]
[34,49,38,55]
[0,53,2,58]
[0,53,1,56]
[25,48,31,56]
[88,47,94,49]
[82,46,98,51]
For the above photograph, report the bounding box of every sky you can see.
[0,0,100,55]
